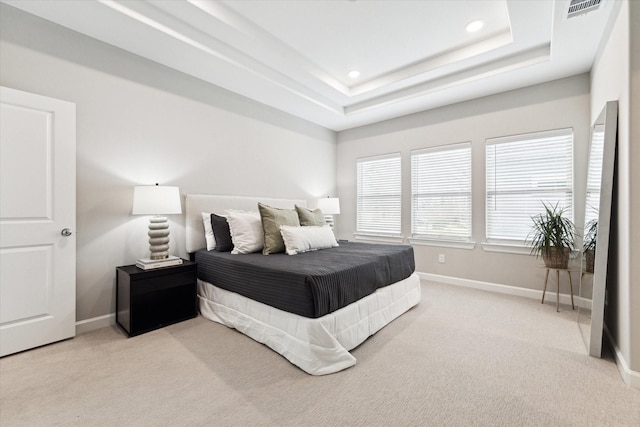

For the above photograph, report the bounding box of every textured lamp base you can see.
[148,216,170,260]
[324,215,335,228]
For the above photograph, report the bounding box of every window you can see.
[411,142,472,241]
[585,124,604,226]
[356,153,401,236]
[486,128,573,243]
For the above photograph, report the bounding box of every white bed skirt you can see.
[198,272,421,375]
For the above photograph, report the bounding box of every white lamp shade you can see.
[132,185,182,215]
[317,197,340,215]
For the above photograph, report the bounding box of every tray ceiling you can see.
[3,0,617,131]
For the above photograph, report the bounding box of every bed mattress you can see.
[195,241,415,318]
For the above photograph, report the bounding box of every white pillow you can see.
[225,210,264,254]
[279,225,339,255]
[201,212,216,251]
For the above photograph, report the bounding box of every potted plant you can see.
[527,202,576,269]
[583,219,597,273]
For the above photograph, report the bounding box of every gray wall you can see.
[590,0,639,382]
[0,5,336,323]
[336,75,591,292]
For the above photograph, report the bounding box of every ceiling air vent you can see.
[567,0,602,18]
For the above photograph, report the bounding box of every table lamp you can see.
[132,184,182,260]
[317,197,340,228]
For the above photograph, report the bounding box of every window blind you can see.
[585,125,604,226]
[411,142,471,240]
[486,128,574,242]
[356,153,401,235]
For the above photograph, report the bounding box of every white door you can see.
[0,86,76,357]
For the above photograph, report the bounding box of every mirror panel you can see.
[578,100,617,357]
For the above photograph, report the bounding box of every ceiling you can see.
[3,0,616,131]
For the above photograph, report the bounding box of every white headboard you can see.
[185,194,307,253]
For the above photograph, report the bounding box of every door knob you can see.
[61,228,73,237]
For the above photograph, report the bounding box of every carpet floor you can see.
[1,281,638,426]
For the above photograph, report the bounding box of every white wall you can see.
[337,75,591,292]
[590,0,640,385]
[629,0,640,379]
[0,5,336,323]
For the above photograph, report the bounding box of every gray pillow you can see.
[258,203,300,255]
[295,205,326,226]
[210,213,233,252]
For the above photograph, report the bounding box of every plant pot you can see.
[543,247,570,269]
[585,249,595,274]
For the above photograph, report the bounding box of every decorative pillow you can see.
[225,210,264,254]
[201,212,216,251]
[210,213,233,252]
[295,205,326,226]
[258,203,300,255]
[279,225,339,255]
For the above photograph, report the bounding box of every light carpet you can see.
[1,281,638,426]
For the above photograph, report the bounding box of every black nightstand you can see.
[116,260,197,337]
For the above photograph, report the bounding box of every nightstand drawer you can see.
[116,260,197,337]
[130,270,195,295]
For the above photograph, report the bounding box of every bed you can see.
[185,194,421,375]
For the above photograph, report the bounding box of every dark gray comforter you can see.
[195,241,415,318]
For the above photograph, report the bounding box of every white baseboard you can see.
[604,325,640,390]
[75,313,115,335]
[417,272,592,310]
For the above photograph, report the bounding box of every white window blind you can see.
[585,124,604,226]
[356,153,401,236]
[411,142,471,240]
[486,128,574,242]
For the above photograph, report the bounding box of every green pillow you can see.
[295,205,326,226]
[258,203,300,255]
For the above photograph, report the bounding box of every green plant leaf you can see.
[526,201,576,258]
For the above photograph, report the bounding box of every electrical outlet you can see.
[438,254,445,263]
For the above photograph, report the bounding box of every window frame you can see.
[409,142,474,249]
[483,128,574,252]
[355,152,402,240]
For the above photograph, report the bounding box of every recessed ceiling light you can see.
[348,70,361,79]
[465,20,484,33]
